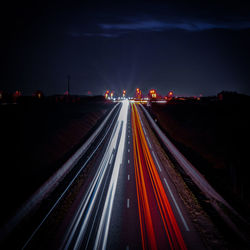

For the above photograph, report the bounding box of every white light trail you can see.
[94,100,129,250]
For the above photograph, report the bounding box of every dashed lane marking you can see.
[127,199,130,208]
[163,178,190,231]
[152,151,162,172]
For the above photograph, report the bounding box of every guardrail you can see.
[140,104,248,243]
[0,103,120,242]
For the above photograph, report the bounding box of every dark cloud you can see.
[1,0,250,96]
[99,19,250,33]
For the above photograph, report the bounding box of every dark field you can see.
[0,96,115,225]
[149,98,250,218]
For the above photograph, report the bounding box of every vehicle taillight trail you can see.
[131,103,187,250]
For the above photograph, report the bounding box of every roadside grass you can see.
[150,101,250,218]
[0,98,115,225]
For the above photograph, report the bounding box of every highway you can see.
[8,100,204,249]
[59,100,129,250]
[131,102,186,249]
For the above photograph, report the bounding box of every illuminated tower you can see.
[136,88,142,99]
[149,89,157,99]
[167,91,174,100]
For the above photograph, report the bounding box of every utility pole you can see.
[67,75,71,96]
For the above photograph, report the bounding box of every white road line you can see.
[141,104,234,208]
[127,199,130,208]
[109,153,114,165]
[128,149,130,152]
[93,101,129,250]
[147,138,152,149]
[12,103,121,248]
[141,123,147,135]
[139,116,147,135]
[128,160,130,164]
[163,178,190,231]
[152,151,162,172]
[128,175,130,181]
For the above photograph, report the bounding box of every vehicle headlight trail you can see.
[131,103,187,250]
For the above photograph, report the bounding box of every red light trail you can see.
[131,103,187,250]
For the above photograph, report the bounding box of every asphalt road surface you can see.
[18,100,205,249]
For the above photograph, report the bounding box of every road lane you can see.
[92,101,203,250]
[135,103,205,250]
[60,100,129,250]
[106,102,142,250]
[16,100,204,250]
[131,103,187,250]
[1,103,121,249]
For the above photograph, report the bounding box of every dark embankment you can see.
[148,93,250,219]
[0,95,115,225]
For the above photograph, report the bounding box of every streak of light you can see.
[127,199,130,208]
[94,100,129,250]
[163,178,190,231]
[131,103,187,250]
[61,101,129,250]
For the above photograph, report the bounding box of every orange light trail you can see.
[131,103,187,250]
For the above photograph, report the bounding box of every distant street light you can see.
[105,90,110,99]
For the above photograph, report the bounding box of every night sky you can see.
[1,0,250,97]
